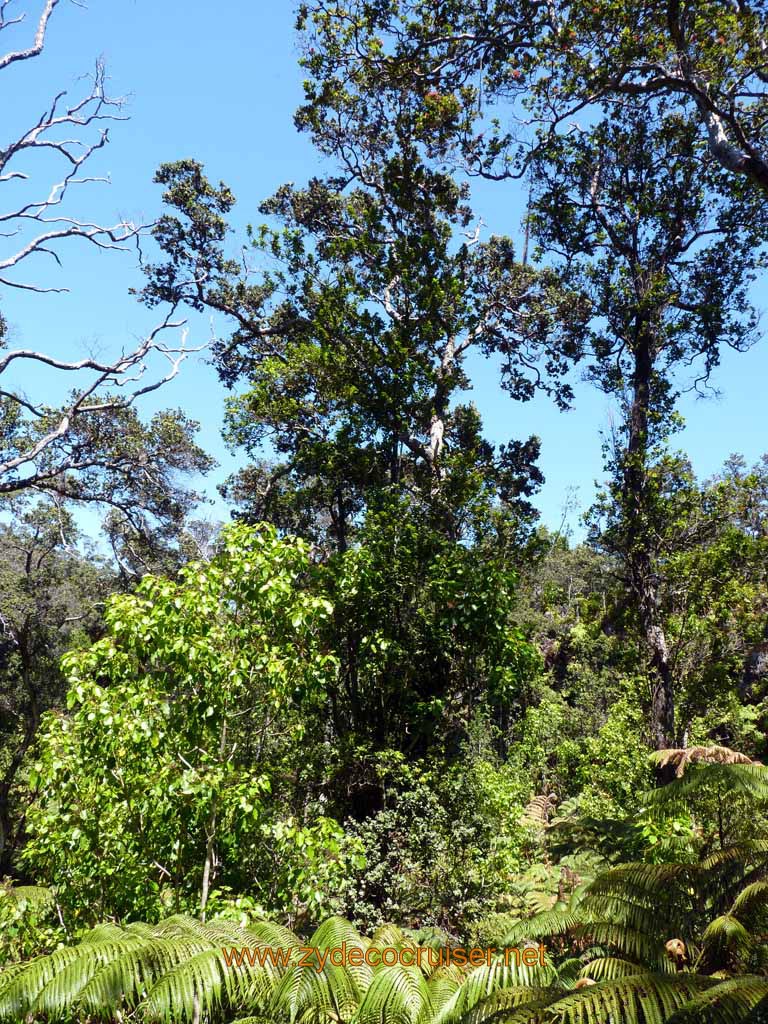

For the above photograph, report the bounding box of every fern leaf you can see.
[501,909,582,946]
[451,986,562,1024]
[0,937,143,1019]
[271,951,365,1023]
[511,973,715,1024]
[351,962,432,1024]
[580,956,650,981]
[668,976,768,1023]
[143,942,285,1023]
[433,959,557,1024]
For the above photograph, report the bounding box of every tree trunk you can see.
[639,577,675,749]
[624,332,675,748]
[200,719,228,921]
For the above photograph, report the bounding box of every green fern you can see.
[644,763,768,812]
[511,973,715,1024]
[667,976,768,1023]
[1,898,766,1024]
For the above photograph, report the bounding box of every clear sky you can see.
[3,0,767,540]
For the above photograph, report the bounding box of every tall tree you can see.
[294,3,768,746]
[532,106,765,745]
[139,147,584,553]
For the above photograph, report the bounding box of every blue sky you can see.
[3,0,767,540]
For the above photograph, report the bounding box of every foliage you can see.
[20,523,349,926]
[3,841,768,1024]
[0,883,62,963]
[138,127,584,555]
[296,0,768,193]
[336,751,532,933]
[3,7,768,1023]
[294,0,768,755]
[0,499,115,876]
[321,495,542,757]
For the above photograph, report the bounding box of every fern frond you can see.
[585,861,692,902]
[579,892,677,938]
[0,958,43,994]
[581,920,673,968]
[407,927,454,952]
[154,914,263,946]
[511,973,715,1024]
[697,914,753,973]
[371,924,411,949]
[271,951,364,1024]
[667,976,768,1023]
[651,746,757,777]
[433,959,557,1024]
[553,957,583,986]
[701,842,768,872]
[143,942,285,1023]
[731,881,768,925]
[520,794,557,829]
[352,962,431,1024]
[310,916,368,951]
[425,966,464,1016]
[78,922,129,944]
[645,764,768,811]
[501,909,582,946]
[449,986,561,1024]
[580,956,650,981]
[0,935,146,1019]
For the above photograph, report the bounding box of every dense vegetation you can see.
[2,1,768,1021]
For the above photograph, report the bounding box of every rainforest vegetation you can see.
[2,1,768,1021]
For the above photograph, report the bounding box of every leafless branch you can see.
[0,314,207,492]
[0,8,210,500]
[0,57,146,292]
[0,0,59,71]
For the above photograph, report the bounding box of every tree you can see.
[525,104,764,748]
[643,456,768,752]
[0,495,226,879]
[320,493,542,764]
[297,0,768,194]
[21,522,353,925]
[0,2,210,508]
[139,138,585,553]
[284,4,768,747]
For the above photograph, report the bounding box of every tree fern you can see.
[269,917,370,1024]
[579,956,649,981]
[444,986,562,1024]
[144,941,284,1023]
[1,904,765,1024]
[500,909,583,948]
[644,764,768,812]
[0,935,145,1019]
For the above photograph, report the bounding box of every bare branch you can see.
[0,315,207,491]
[0,0,59,71]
